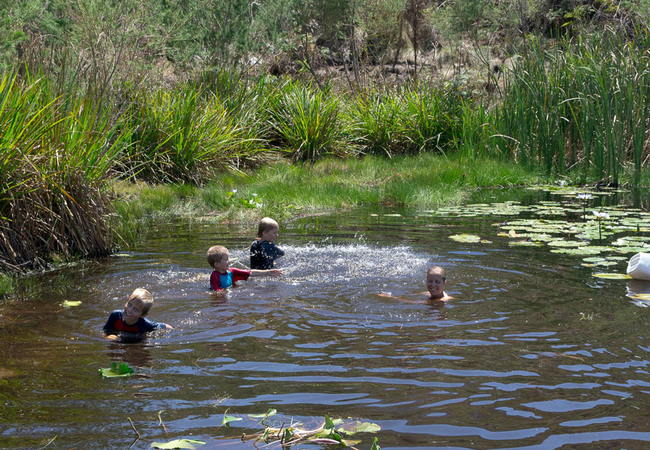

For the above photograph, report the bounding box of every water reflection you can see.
[2,195,650,449]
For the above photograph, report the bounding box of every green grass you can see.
[112,153,548,225]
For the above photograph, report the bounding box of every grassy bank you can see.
[113,153,548,226]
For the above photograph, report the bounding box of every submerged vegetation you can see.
[1,0,650,278]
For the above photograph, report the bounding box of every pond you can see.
[2,186,650,450]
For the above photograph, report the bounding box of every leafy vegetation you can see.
[1,0,650,276]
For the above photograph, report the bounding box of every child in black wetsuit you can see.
[250,217,285,270]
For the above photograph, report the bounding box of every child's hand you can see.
[103,333,119,341]
[269,268,283,277]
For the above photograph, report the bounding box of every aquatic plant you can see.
[496,30,650,184]
[99,362,134,378]
[237,412,380,447]
[151,439,205,449]
[122,85,255,184]
[267,82,348,162]
[346,87,408,156]
[0,71,125,272]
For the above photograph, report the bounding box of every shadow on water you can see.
[2,187,650,449]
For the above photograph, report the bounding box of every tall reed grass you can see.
[0,72,126,271]
[266,82,348,161]
[123,84,262,184]
[496,30,650,184]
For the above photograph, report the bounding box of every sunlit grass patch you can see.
[0,273,13,298]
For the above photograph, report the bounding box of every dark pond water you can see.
[2,187,650,450]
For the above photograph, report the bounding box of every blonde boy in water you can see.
[208,245,282,291]
[379,266,453,303]
[102,288,172,341]
[250,217,285,270]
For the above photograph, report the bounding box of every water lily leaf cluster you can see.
[449,234,491,244]
[429,188,650,279]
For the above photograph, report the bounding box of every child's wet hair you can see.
[129,288,154,317]
[427,266,446,281]
[257,217,279,238]
[207,245,228,267]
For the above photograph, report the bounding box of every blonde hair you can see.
[128,288,154,317]
[207,245,229,267]
[257,217,279,238]
[427,266,446,281]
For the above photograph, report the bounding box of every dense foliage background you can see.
[1,0,650,278]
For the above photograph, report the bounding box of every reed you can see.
[266,82,348,162]
[497,30,650,184]
[0,72,125,271]
[123,84,261,184]
[401,84,462,154]
[345,87,408,156]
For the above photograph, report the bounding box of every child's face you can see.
[261,226,279,243]
[213,252,230,273]
[426,272,446,299]
[123,299,144,325]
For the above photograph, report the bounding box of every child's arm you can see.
[101,311,120,340]
[102,332,119,341]
[378,292,422,303]
[250,268,283,277]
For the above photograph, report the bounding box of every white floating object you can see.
[627,252,650,281]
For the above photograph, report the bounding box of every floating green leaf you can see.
[99,362,134,378]
[592,273,632,280]
[449,234,490,243]
[370,437,381,450]
[248,408,277,419]
[151,439,205,449]
[336,421,381,436]
[628,293,650,300]
[63,300,82,308]
[222,408,242,426]
[548,240,584,248]
[553,246,609,256]
[582,261,618,267]
[315,415,343,444]
[509,240,544,247]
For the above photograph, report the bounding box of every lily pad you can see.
[554,246,607,256]
[509,240,544,247]
[337,421,381,435]
[63,300,82,308]
[449,234,489,243]
[548,240,585,248]
[581,261,617,267]
[99,362,134,378]
[592,273,632,280]
[151,439,205,449]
